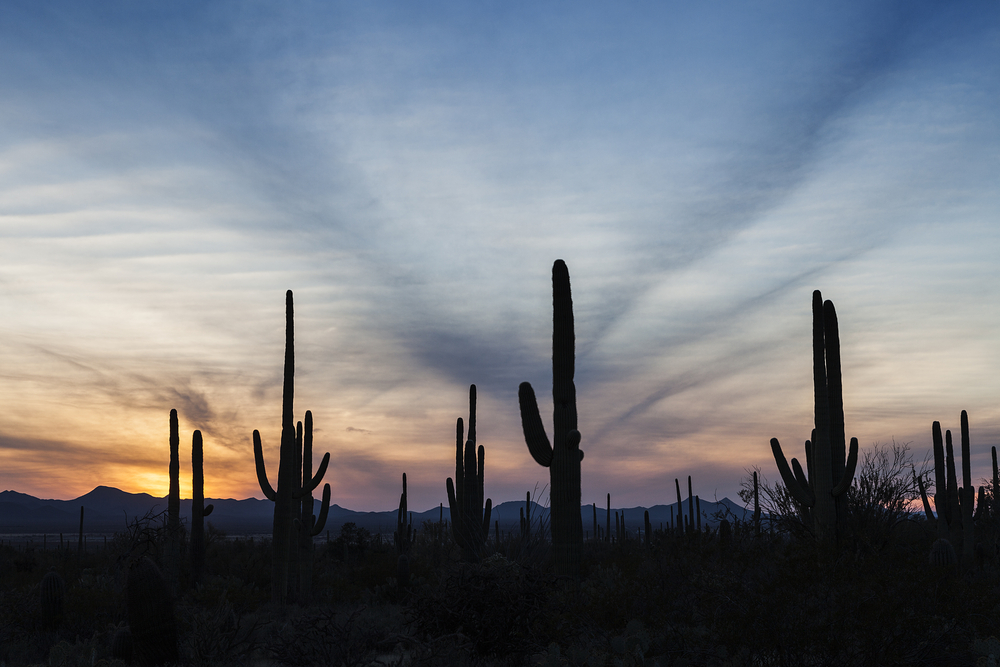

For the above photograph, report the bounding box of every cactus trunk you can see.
[191,430,213,587]
[519,260,583,578]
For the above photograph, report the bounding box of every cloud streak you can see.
[1,1,998,510]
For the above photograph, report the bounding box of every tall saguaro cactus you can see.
[519,259,584,578]
[770,290,859,546]
[190,430,214,587]
[253,290,332,604]
[446,384,493,562]
[167,409,181,589]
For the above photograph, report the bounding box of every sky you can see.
[1,2,999,513]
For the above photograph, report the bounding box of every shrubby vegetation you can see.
[3,460,1000,667]
[4,273,1000,665]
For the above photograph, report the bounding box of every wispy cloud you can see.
[0,1,998,510]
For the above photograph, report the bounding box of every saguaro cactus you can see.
[394,473,413,556]
[190,430,214,587]
[519,259,584,578]
[253,290,332,604]
[770,290,859,545]
[920,412,979,563]
[167,410,181,587]
[296,411,331,603]
[446,384,493,562]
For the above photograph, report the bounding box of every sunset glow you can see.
[2,2,999,511]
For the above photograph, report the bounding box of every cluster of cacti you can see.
[917,411,984,566]
[770,290,859,546]
[519,259,584,578]
[446,384,493,563]
[253,290,332,604]
[126,556,178,665]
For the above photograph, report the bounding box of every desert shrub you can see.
[405,555,558,661]
[845,440,930,551]
[263,603,401,667]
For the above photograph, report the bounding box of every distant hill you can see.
[0,486,755,538]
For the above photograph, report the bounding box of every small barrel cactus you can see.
[39,568,65,628]
[929,538,957,568]
[127,557,178,665]
[112,625,134,662]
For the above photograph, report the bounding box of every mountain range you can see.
[0,486,754,538]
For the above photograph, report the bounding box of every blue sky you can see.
[1,1,998,511]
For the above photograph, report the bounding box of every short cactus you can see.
[929,538,957,568]
[39,569,65,629]
[127,556,178,666]
[111,625,133,662]
[394,473,413,556]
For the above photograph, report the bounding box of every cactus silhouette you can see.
[394,473,413,556]
[920,412,979,563]
[446,384,493,562]
[165,409,182,590]
[253,290,331,603]
[770,290,859,545]
[296,411,331,603]
[39,569,65,629]
[111,625,133,662]
[519,259,584,578]
[190,429,214,587]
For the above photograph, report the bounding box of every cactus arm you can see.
[297,452,330,496]
[915,471,935,522]
[945,430,961,529]
[253,431,277,502]
[932,421,947,534]
[455,418,465,513]
[993,445,999,518]
[974,486,986,522]
[832,437,859,496]
[311,483,330,536]
[790,458,812,501]
[482,498,493,536]
[519,383,553,467]
[204,504,214,517]
[771,438,816,508]
[477,443,485,524]
[961,411,975,562]
[445,477,460,543]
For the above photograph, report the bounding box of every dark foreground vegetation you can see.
[4,496,1000,667]
[4,263,1000,666]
